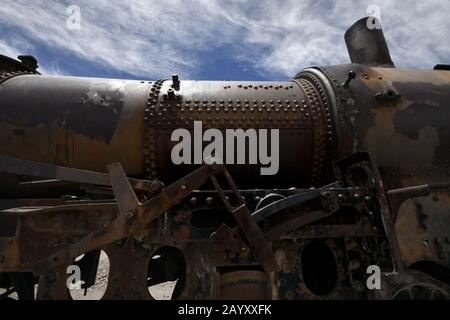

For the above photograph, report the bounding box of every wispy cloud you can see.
[0,40,21,59]
[0,0,448,79]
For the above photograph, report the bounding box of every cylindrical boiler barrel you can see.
[0,74,334,190]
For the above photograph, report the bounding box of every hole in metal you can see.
[350,167,369,187]
[301,241,338,296]
[147,246,186,300]
[69,250,110,300]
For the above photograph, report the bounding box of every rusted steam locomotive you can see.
[0,17,449,300]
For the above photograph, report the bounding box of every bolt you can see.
[190,197,198,205]
[125,211,134,220]
[240,247,249,255]
[364,196,371,201]
[321,191,331,199]
[206,197,214,206]
[150,181,162,192]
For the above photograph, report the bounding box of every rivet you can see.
[125,211,135,220]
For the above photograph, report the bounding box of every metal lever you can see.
[0,155,163,193]
[209,168,277,273]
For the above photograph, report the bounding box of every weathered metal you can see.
[0,17,449,300]
[344,17,395,68]
[0,155,163,193]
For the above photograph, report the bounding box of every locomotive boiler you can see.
[0,17,449,300]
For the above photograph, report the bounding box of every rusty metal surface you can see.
[0,155,163,193]
[217,270,271,300]
[300,64,450,190]
[210,169,277,272]
[0,152,401,299]
[0,75,149,183]
[344,17,394,68]
[395,189,450,268]
[0,71,36,85]
[143,79,321,188]
[0,153,445,300]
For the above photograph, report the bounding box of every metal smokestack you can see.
[345,16,395,67]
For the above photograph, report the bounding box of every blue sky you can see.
[0,0,449,81]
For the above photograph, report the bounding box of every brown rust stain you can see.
[0,106,144,175]
[173,224,191,242]
[364,106,440,169]
[395,191,450,267]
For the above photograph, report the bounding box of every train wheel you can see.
[390,270,450,300]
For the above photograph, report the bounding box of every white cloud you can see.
[0,0,448,78]
[0,40,21,59]
[0,38,65,75]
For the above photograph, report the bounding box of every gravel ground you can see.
[70,251,177,300]
[1,251,176,300]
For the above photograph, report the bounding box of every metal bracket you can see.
[211,184,343,251]
[11,159,276,274]
[209,168,277,272]
[0,155,164,193]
